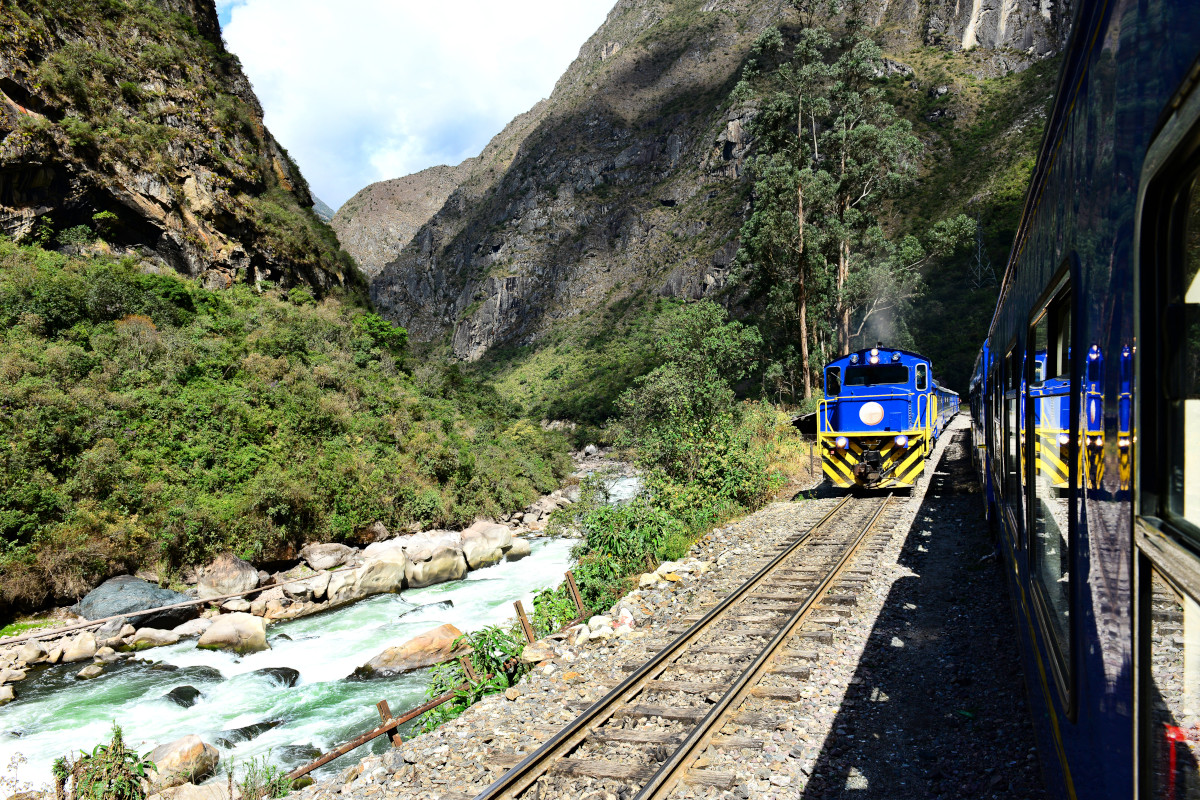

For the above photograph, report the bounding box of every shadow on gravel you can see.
[798,431,1047,800]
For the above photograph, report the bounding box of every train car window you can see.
[826,367,842,396]
[1029,303,1072,680]
[1163,174,1200,534]
[1143,565,1200,798]
[1005,345,1024,528]
[916,363,928,390]
[844,364,909,386]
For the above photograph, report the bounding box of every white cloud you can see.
[219,0,615,210]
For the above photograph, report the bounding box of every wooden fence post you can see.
[513,600,535,643]
[565,571,586,618]
[459,655,478,682]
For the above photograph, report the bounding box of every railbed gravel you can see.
[293,416,1045,800]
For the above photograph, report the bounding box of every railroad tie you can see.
[550,758,657,782]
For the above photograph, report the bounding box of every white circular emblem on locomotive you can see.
[859,401,885,426]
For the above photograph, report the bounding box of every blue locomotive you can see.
[968,0,1200,796]
[819,344,958,490]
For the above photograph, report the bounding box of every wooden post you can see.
[376,699,391,723]
[459,655,478,682]
[565,571,586,618]
[513,600,535,643]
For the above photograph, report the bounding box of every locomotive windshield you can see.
[844,364,909,386]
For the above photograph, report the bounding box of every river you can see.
[0,538,576,788]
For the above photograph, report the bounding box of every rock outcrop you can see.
[196,613,268,655]
[399,533,469,589]
[459,521,514,569]
[365,0,1069,363]
[0,1,358,293]
[74,576,196,629]
[197,553,259,600]
[148,735,220,789]
[355,623,470,678]
[332,162,475,279]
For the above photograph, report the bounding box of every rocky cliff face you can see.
[0,0,357,293]
[333,162,473,279]
[365,0,1070,360]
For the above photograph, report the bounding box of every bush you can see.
[0,239,572,613]
[53,724,154,800]
[420,624,529,731]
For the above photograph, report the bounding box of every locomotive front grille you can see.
[822,434,926,489]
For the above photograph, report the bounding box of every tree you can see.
[736,23,973,401]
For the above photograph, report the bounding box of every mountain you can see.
[0,0,359,294]
[348,0,1067,399]
[312,195,336,223]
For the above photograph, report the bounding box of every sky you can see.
[215,1,615,210]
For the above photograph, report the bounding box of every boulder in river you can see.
[148,734,219,789]
[215,719,282,748]
[300,542,356,571]
[196,613,268,655]
[354,623,471,678]
[400,532,468,588]
[460,521,513,569]
[0,685,12,705]
[505,538,532,562]
[62,632,97,663]
[353,551,408,596]
[252,667,299,687]
[164,686,202,707]
[397,599,453,621]
[197,553,259,600]
[128,628,181,651]
[74,576,196,629]
[171,618,212,639]
[76,664,104,680]
[283,571,331,602]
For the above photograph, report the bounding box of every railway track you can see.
[476,492,899,800]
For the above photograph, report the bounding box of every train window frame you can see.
[1024,262,1079,716]
[915,363,928,391]
[1133,70,1200,799]
[1003,337,1025,545]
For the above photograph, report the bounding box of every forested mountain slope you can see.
[359,0,1068,402]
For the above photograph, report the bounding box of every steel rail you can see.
[636,493,893,800]
[472,494,855,800]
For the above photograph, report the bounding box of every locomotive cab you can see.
[818,345,957,490]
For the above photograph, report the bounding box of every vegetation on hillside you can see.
[419,302,800,729]
[0,239,570,615]
[0,0,356,288]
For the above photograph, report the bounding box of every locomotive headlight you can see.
[1119,437,1130,449]
[892,352,901,362]
[871,348,879,356]
[894,435,909,448]
[1058,433,1070,446]
[849,353,859,364]
[869,355,880,364]
[859,402,885,425]
[835,436,849,449]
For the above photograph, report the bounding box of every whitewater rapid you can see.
[0,538,575,788]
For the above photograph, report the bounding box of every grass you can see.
[0,618,53,638]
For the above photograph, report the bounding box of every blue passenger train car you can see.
[968,0,1200,796]
[818,344,958,490]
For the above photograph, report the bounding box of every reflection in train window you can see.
[1029,300,1071,674]
[1146,567,1200,798]
[1005,346,1023,528]
[826,366,842,396]
[1165,174,1200,533]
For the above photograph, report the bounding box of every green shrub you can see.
[53,724,154,800]
[420,624,529,731]
[0,239,571,612]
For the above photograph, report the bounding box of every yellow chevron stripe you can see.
[823,462,853,487]
[824,453,855,481]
